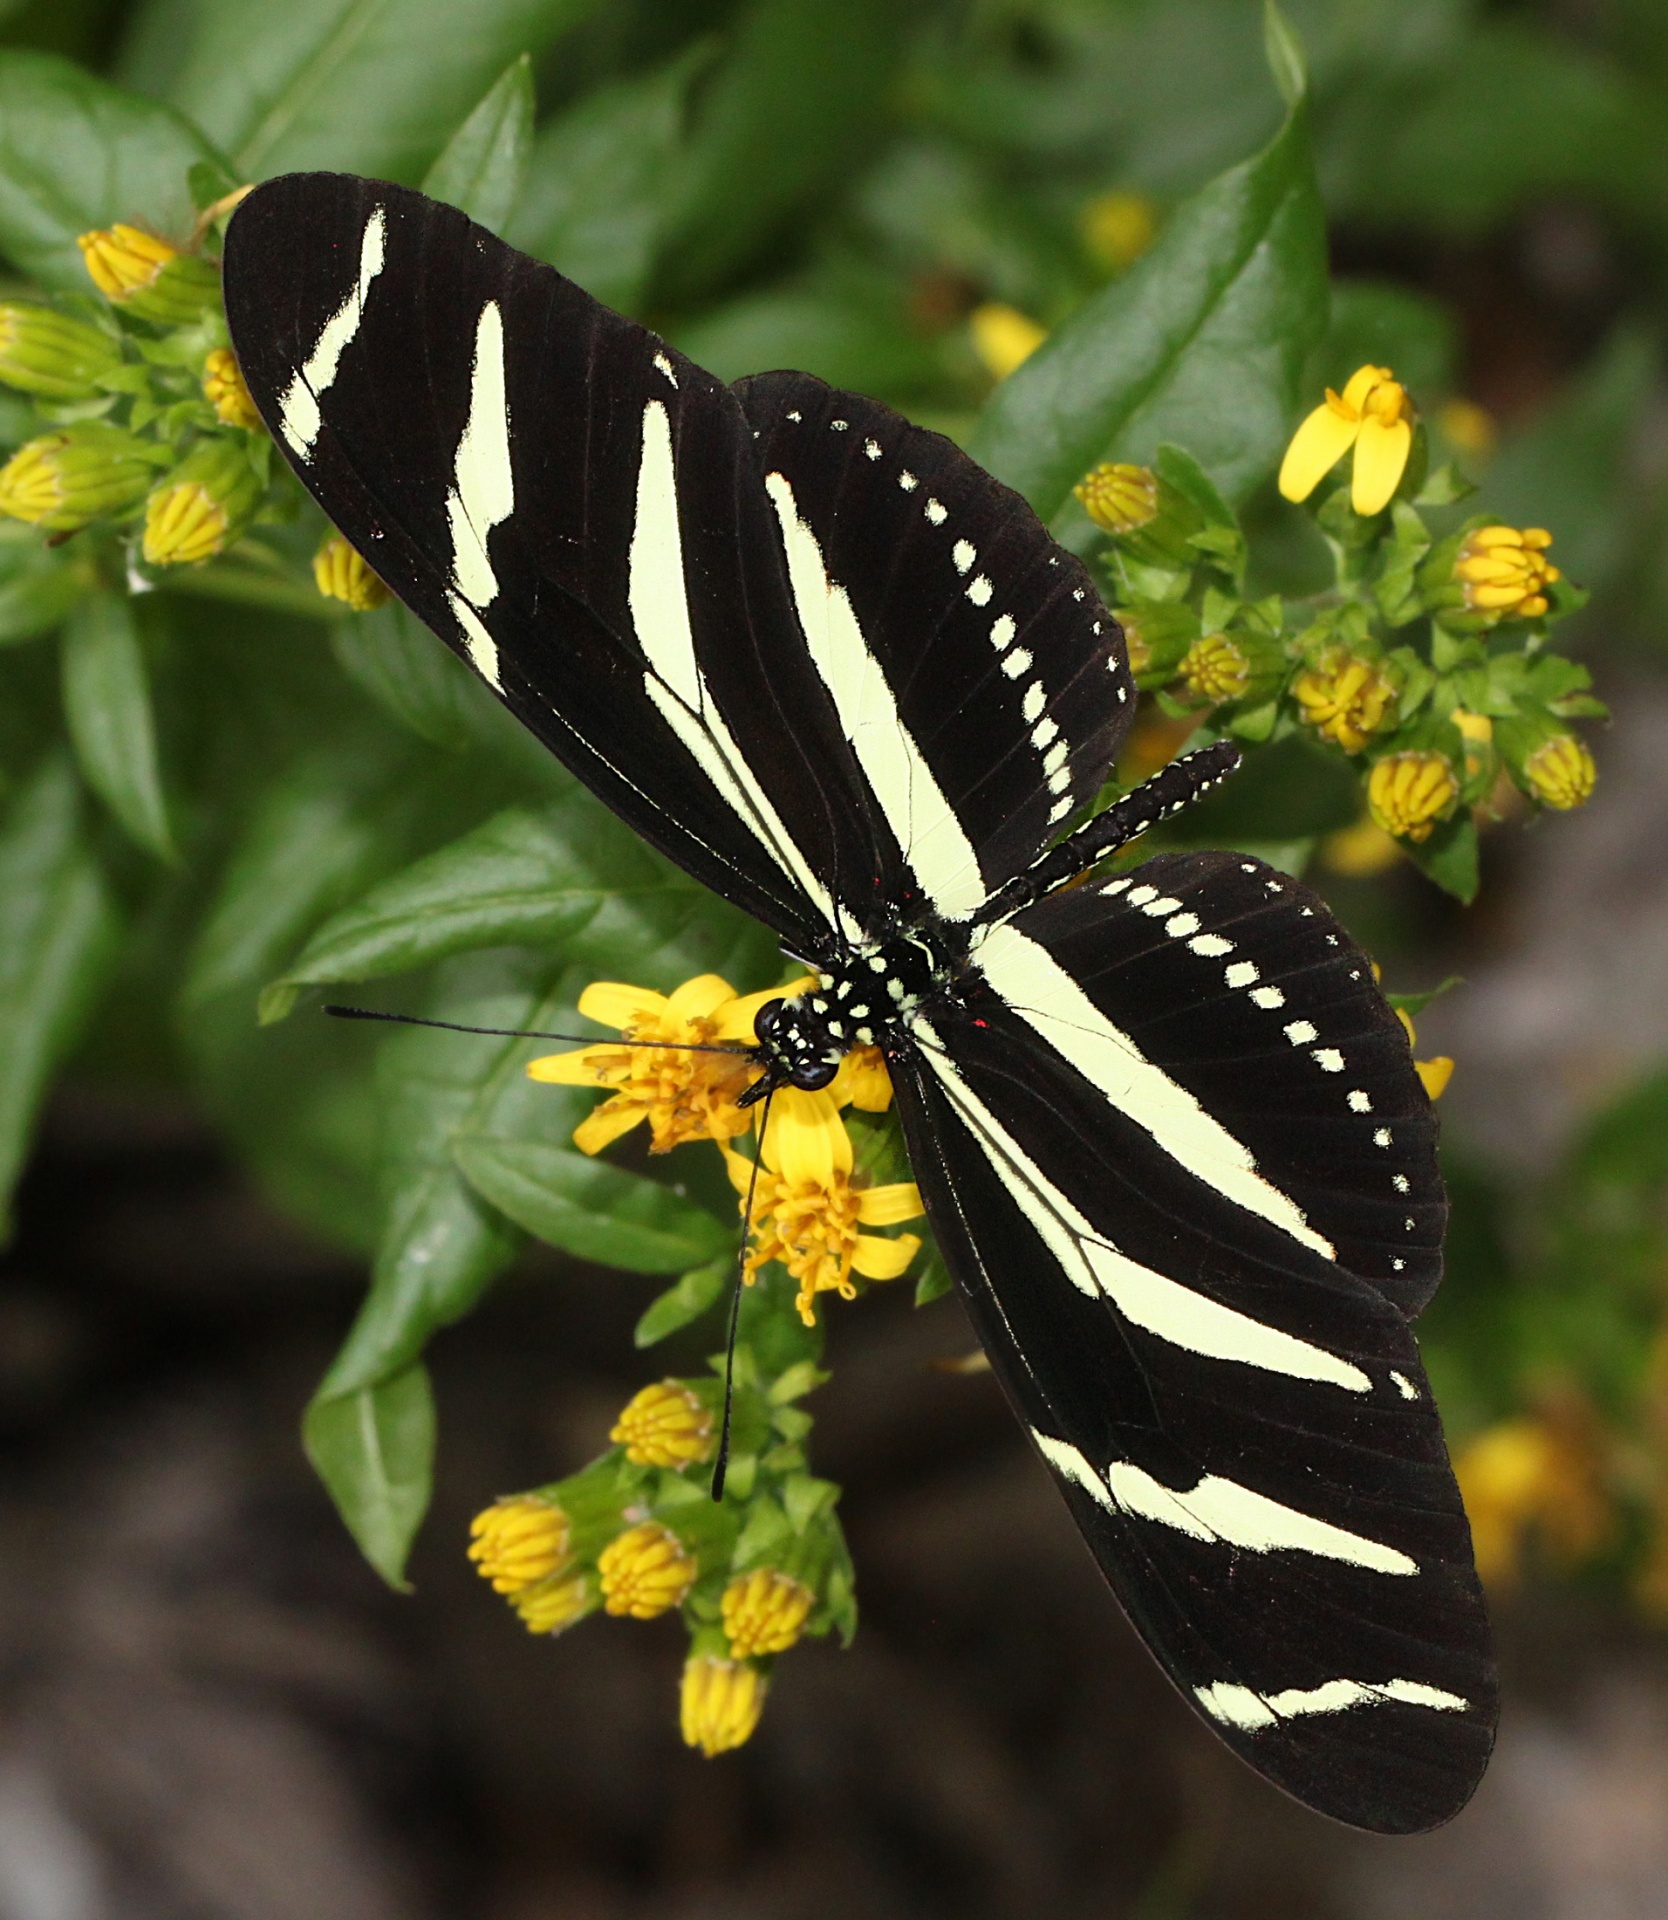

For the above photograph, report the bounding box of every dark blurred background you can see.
[5,0,1668,1915]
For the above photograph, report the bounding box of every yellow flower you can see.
[467,1494,570,1595]
[528,973,801,1154]
[1292,646,1398,754]
[1524,733,1595,811]
[1454,524,1559,622]
[1437,398,1496,460]
[969,303,1046,381]
[828,1044,891,1112]
[722,1088,923,1327]
[0,424,155,529]
[1081,189,1157,272]
[1074,462,1159,535]
[1320,817,1402,878]
[77,224,218,325]
[0,304,120,401]
[610,1380,713,1469]
[1367,750,1458,843]
[142,439,263,566]
[1454,1415,1611,1588]
[202,346,263,431]
[313,532,390,611]
[1279,364,1413,516]
[1179,632,1249,705]
[681,1653,766,1757]
[512,1572,594,1636]
[722,1568,815,1658]
[1414,1055,1454,1101]
[598,1522,696,1619]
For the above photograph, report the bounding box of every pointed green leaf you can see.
[0,53,232,292]
[61,592,173,861]
[1262,0,1307,107]
[635,1260,728,1347]
[330,602,495,754]
[1404,814,1479,904]
[0,754,119,1238]
[421,53,534,235]
[0,525,82,646]
[970,102,1327,517]
[302,1363,434,1589]
[455,1134,730,1273]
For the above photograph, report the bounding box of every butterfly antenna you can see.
[322,1003,748,1056]
[712,1083,774,1502]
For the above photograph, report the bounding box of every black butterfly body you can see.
[223,174,1495,1833]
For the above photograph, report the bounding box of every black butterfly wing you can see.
[891,857,1494,1833]
[733,371,1134,914]
[223,173,902,955]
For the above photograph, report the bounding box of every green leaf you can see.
[0,525,82,645]
[504,48,699,313]
[420,53,533,234]
[60,592,173,861]
[330,601,495,753]
[971,99,1327,519]
[454,1134,730,1273]
[0,52,233,291]
[1403,813,1479,904]
[635,1259,728,1346]
[148,0,600,184]
[261,785,776,1022]
[0,754,119,1238]
[1315,280,1456,400]
[302,1363,434,1590]
[913,1243,953,1307]
[654,0,903,305]
[1262,0,1307,107]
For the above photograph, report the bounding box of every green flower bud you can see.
[141,437,264,566]
[0,423,157,530]
[1075,462,1204,568]
[1113,600,1197,688]
[78,224,219,327]
[0,304,121,401]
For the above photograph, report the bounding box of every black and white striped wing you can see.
[892,855,1494,1833]
[223,173,896,954]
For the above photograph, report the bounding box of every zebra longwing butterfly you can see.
[222,174,1495,1833]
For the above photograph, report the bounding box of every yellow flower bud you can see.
[0,304,120,401]
[721,1568,815,1658]
[969,303,1046,381]
[1292,646,1398,754]
[313,532,390,611]
[1523,733,1595,811]
[77,224,218,326]
[1453,524,1559,624]
[467,1493,570,1595]
[1437,398,1496,460]
[1074,461,1159,535]
[1179,631,1249,705]
[680,1653,767,1757]
[0,424,156,530]
[512,1572,594,1636]
[1453,1415,1611,1588]
[143,438,263,566]
[598,1521,696,1619]
[202,346,262,431]
[1367,751,1459,843]
[1081,189,1157,272]
[610,1380,713,1469]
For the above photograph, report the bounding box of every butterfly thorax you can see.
[744,926,956,1101]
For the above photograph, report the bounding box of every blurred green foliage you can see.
[0,0,1659,1696]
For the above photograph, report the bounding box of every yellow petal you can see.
[852,1232,921,1280]
[1351,413,1412,515]
[763,1088,850,1184]
[573,1100,647,1155]
[1278,401,1361,502]
[665,973,740,1023]
[1339,363,1390,411]
[526,1047,609,1085]
[721,1144,758,1198]
[711,977,816,1041]
[1416,1056,1454,1101]
[855,1180,925,1226]
[831,1046,893,1112]
[577,981,668,1030]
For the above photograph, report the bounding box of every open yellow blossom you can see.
[1279,364,1413,516]
[1179,632,1249,705]
[1293,647,1397,754]
[1367,750,1458,843]
[202,346,263,431]
[722,1568,815,1658]
[1074,462,1159,535]
[1524,733,1595,810]
[1454,1414,1611,1587]
[970,303,1046,381]
[723,1088,923,1326]
[314,532,390,611]
[528,974,803,1153]
[681,1653,766,1756]
[598,1521,696,1618]
[610,1380,712,1469]
[467,1494,570,1596]
[1455,525,1559,622]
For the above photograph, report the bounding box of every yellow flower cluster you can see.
[1293,647,1398,754]
[467,1494,594,1635]
[1367,751,1458,844]
[1075,462,1159,535]
[610,1380,713,1468]
[313,532,390,611]
[1455,525,1559,622]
